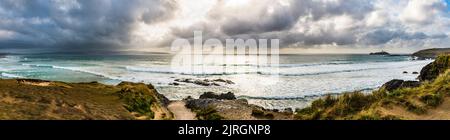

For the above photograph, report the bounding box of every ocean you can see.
[0,53,433,109]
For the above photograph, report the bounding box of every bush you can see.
[251,109,265,117]
[295,92,378,120]
[420,94,443,107]
[264,113,275,119]
[117,87,155,119]
[251,109,275,120]
[195,106,224,120]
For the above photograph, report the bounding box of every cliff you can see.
[412,48,450,59]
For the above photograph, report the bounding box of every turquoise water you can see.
[0,53,432,109]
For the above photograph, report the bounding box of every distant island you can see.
[369,50,390,55]
[412,48,450,59]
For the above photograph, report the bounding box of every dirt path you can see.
[167,101,196,120]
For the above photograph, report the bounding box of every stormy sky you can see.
[0,0,449,53]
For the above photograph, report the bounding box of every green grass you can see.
[295,55,450,120]
[194,106,224,120]
[251,109,265,117]
[251,109,275,120]
[295,92,378,120]
[116,83,156,119]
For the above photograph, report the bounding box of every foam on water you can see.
[0,72,23,78]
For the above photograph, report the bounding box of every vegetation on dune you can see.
[0,78,173,120]
[419,55,450,81]
[116,82,159,119]
[251,109,275,119]
[294,92,383,120]
[116,87,155,119]
[192,106,224,120]
[0,79,135,120]
[296,55,450,120]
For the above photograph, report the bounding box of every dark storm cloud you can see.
[213,0,374,36]
[0,0,448,52]
[0,0,176,51]
[168,0,376,47]
[358,29,448,45]
[170,0,448,49]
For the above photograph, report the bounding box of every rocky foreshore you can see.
[184,92,294,120]
[172,78,234,86]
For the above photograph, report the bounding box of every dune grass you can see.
[116,82,157,119]
[194,106,224,120]
[295,55,450,120]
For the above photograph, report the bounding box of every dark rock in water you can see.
[174,78,192,83]
[412,72,419,74]
[212,83,221,86]
[213,78,227,83]
[213,79,235,84]
[382,79,421,92]
[199,92,236,100]
[403,71,408,74]
[418,55,450,81]
[225,80,234,84]
[382,79,404,91]
[194,80,211,86]
[174,78,231,86]
[169,82,180,86]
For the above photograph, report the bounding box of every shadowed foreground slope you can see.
[0,80,172,120]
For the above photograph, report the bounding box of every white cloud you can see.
[365,10,387,27]
[400,0,447,25]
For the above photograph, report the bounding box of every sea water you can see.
[0,53,433,109]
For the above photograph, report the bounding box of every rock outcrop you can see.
[174,78,234,86]
[184,94,294,120]
[418,55,450,81]
[199,92,236,100]
[381,79,421,92]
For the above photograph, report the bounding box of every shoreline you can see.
[0,54,447,120]
[0,64,429,117]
